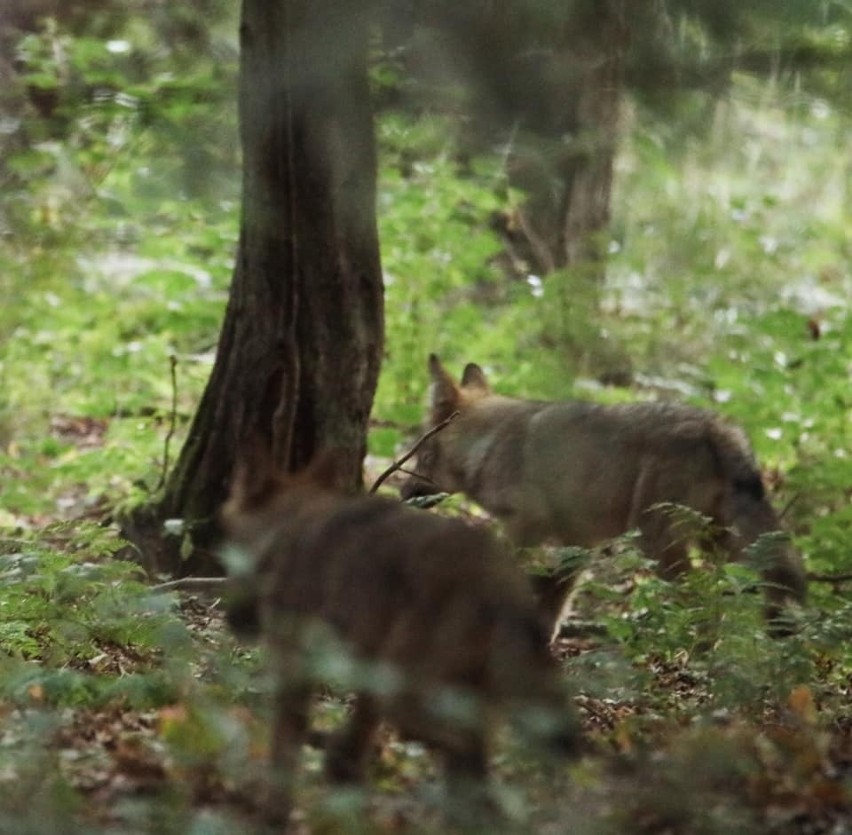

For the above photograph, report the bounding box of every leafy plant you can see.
[0,523,191,706]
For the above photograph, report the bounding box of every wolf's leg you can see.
[444,740,487,783]
[630,464,692,580]
[266,639,311,825]
[639,505,691,580]
[504,512,549,549]
[443,735,500,830]
[528,559,586,640]
[325,693,380,783]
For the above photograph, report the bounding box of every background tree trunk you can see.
[491,1,628,279]
[399,1,627,281]
[126,0,384,576]
[414,0,628,379]
[554,2,626,276]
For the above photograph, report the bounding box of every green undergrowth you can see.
[0,523,179,706]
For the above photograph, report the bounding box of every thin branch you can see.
[395,466,420,479]
[149,577,230,593]
[368,411,459,495]
[154,354,179,493]
[778,492,801,521]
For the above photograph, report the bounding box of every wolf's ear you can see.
[301,448,343,491]
[461,362,490,393]
[428,353,449,379]
[427,354,460,423]
[226,446,283,513]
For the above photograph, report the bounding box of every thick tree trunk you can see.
[126,0,384,576]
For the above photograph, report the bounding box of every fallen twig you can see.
[368,411,459,495]
[149,576,230,593]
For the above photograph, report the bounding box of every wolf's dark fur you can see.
[221,453,580,824]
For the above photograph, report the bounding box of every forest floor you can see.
[9,587,850,835]
[1,427,851,834]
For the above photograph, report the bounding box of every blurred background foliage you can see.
[0,0,851,829]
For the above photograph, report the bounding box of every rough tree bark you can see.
[126,0,384,576]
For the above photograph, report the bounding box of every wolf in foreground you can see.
[400,355,807,636]
[220,452,580,825]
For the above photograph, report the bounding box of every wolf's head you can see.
[399,354,492,501]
